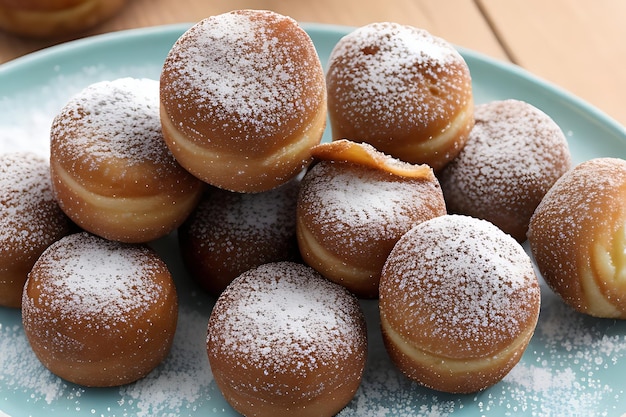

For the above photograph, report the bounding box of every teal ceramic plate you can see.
[1,23,626,417]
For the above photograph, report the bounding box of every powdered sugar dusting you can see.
[0,152,69,259]
[302,164,415,235]
[207,262,366,377]
[326,22,471,133]
[298,160,445,259]
[440,99,572,239]
[0,321,73,405]
[0,62,160,158]
[527,157,626,318]
[381,215,540,356]
[172,13,281,118]
[1,22,626,417]
[119,305,215,417]
[0,278,218,416]
[51,77,172,169]
[5,282,626,415]
[529,157,626,253]
[488,292,626,415]
[24,233,166,323]
[160,10,325,144]
[182,179,299,285]
[192,184,297,242]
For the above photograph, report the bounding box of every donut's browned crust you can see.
[297,141,446,298]
[440,99,572,242]
[179,179,301,296]
[50,78,203,243]
[22,232,178,387]
[326,22,474,171]
[207,262,367,417]
[0,152,71,308]
[160,10,327,193]
[380,215,540,393]
[528,157,626,318]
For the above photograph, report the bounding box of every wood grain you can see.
[478,0,626,125]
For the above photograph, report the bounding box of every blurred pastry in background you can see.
[0,0,127,38]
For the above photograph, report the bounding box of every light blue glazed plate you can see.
[1,23,626,417]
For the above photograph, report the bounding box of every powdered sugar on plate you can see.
[0,298,218,417]
[339,289,626,417]
[0,319,75,406]
[5,265,623,416]
[0,63,159,158]
[118,304,216,417]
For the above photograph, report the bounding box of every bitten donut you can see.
[439,99,571,241]
[50,77,203,243]
[22,232,178,387]
[0,0,127,38]
[380,215,540,393]
[326,22,474,170]
[207,261,367,417]
[528,158,626,318]
[0,152,72,308]
[160,10,327,192]
[297,140,446,298]
[179,179,301,296]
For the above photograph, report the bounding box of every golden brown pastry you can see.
[528,157,626,318]
[0,0,126,38]
[380,214,540,393]
[297,140,446,298]
[0,152,72,308]
[178,179,301,296]
[160,10,327,193]
[50,77,203,243]
[21,232,178,387]
[206,261,367,417]
[439,99,572,241]
[326,22,474,170]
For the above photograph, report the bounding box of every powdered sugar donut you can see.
[326,22,474,170]
[0,152,71,308]
[50,77,203,243]
[22,232,178,387]
[379,215,540,393]
[160,10,327,192]
[439,99,572,241]
[179,179,301,296]
[528,158,626,318]
[297,141,446,298]
[207,261,367,417]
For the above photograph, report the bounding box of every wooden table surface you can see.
[1,0,625,127]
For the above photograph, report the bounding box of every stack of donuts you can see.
[2,8,626,417]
